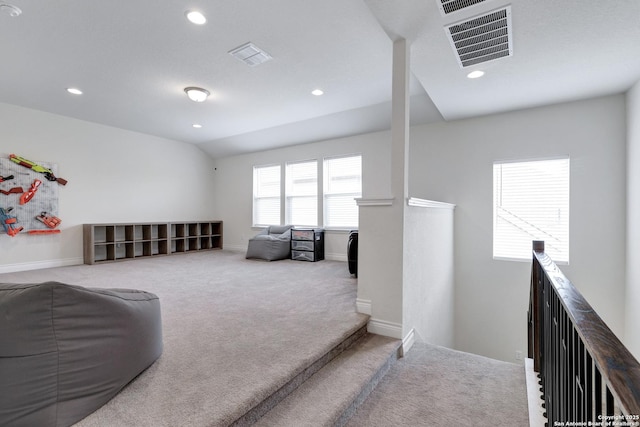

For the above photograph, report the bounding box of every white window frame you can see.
[323,154,362,230]
[493,157,570,263]
[285,159,318,227]
[252,164,282,227]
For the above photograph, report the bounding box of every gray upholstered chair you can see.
[245,225,293,261]
[0,281,162,427]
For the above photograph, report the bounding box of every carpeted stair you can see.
[252,333,402,427]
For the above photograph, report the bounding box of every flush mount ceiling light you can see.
[66,88,83,95]
[192,123,203,128]
[467,70,485,79]
[0,3,22,17]
[185,10,206,25]
[311,89,324,96]
[184,87,210,102]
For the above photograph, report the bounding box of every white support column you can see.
[356,38,411,341]
[390,38,410,202]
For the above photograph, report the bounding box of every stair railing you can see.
[528,241,640,425]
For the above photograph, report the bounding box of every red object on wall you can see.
[20,179,42,205]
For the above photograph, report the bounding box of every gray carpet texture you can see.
[2,251,530,427]
[0,251,368,426]
[346,342,530,427]
[255,333,401,427]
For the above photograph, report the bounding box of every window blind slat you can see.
[493,158,569,262]
[324,155,361,228]
[253,165,281,226]
[286,160,317,226]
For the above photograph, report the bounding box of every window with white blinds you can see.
[323,155,362,228]
[253,164,281,226]
[493,158,570,263]
[285,160,318,226]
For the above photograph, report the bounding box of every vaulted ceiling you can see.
[1,1,639,158]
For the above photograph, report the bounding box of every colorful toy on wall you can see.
[9,154,68,186]
[0,207,23,237]
[20,179,42,205]
[0,187,23,195]
[1,154,62,236]
[36,212,61,229]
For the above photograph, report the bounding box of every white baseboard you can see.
[0,257,83,274]
[402,328,416,356]
[325,252,347,262]
[356,298,372,315]
[367,318,403,339]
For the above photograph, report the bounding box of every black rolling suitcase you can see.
[347,230,358,277]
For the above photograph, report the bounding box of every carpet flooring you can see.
[346,342,530,427]
[0,251,368,426]
[1,251,530,426]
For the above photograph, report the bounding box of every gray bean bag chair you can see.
[0,281,162,427]
[245,225,293,261]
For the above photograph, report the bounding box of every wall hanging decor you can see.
[0,154,61,236]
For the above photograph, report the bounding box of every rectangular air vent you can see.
[445,6,513,68]
[228,42,272,67]
[438,0,488,15]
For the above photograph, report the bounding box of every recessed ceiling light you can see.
[184,87,210,102]
[311,89,324,96]
[467,70,485,79]
[0,3,22,17]
[66,88,83,95]
[185,10,206,25]
[192,124,203,128]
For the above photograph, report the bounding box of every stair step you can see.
[230,324,369,426]
[254,333,401,427]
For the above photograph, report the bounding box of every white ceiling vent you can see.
[228,42,272,67]
[437,0,488,15]
[445,6,513,68]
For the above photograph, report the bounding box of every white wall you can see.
[403,203,455,348]
[409,95,628,362]
[0,103,216,272]
[213,131,391,258]
[626,82,640,361]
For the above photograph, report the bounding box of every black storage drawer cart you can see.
[291,228,324,261]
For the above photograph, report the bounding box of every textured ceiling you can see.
[0,0,639,158]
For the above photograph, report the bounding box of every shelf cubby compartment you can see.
[151,224,160,239]
[105,226,116,242]
[157,224,168,239]
[114,243,128,259]
[173,238,186,253]
[200,236,211,250]
[210,222,222,236]
[134,242,145,257]
[188,223,199,237]
[94,244,110,262]
[134,225,144,241]
[151,240,168,255]
[124,225,135,242]
[140,225,151,241]
[188,237,199,251]
[114,226,127,242]
[94,226,109,243]
[175,224,186,238]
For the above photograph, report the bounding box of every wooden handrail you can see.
[528,241,640,423]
